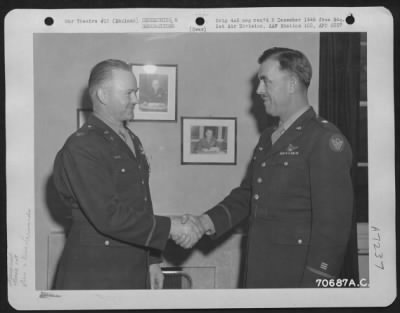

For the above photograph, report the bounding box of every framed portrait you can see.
[181,117,237,165]
[77,108,91,129]
[131,64,177,121]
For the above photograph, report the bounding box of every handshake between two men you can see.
[169,214,215,249]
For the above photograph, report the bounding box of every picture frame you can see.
[131,64,177,121]
[181,117,237,165]
[77,108,92,129]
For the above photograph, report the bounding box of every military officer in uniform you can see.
[186,47,354,288]
[53,59,204,289]
[195,128,220,153]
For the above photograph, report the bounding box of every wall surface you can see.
[34,32,320,289]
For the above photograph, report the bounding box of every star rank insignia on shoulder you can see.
[74,127,89,137]
[75,123,95,137]
[280,143,300,156]
[75,131,86,137]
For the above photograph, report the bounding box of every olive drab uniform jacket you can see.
[206,108,354,288]
[53,114,171,289]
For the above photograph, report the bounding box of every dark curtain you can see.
[319,33,361,282]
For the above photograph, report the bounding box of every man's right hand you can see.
[169,215,206,249]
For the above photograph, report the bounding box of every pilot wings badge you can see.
[280,144,299,155]
[287,144,298,152]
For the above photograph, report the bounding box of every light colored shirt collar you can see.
[279,106,311,131]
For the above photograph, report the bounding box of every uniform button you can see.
[258,146,263,151]
[254,194,259,200]
[261,162,266,167]
[257,177,263,183]
[253,156,257,160]
[104,130,109,134]
[138,165,141,169]
[142,180,145,184]
[88,125,92,128]
[283,161,289,166]
[104,240,110,246]
[144,197,148,201]
[121,168,126,173]
[297,239,303,244]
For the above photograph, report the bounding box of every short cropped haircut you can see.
[88,59,131,96]
[258,47,312,88]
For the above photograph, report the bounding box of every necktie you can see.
[271,123,285,145]
[118,127,136,156]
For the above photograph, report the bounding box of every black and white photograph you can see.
[182,117,236,164]
[131,64,177,121]
[192,126,227,154]
[137,74,168,109]
[4,7,396,310]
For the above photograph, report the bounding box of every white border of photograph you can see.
[181,117,237,165]
[131,64,177,121]
[4,7,396,310]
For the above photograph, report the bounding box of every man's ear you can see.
[96,87,108,104]
[288,75,298,94]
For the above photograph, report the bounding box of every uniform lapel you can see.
[263,128,274,153]
[127,129,142,160]
[118,134,137,160]
[264,108,316,159]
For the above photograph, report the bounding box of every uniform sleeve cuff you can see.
[146,215,171,251]
[205,204,232,238]
[200,214,216,235]
[149,249,163,264]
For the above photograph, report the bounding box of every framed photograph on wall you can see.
[181,117,237,165]
[77,108,92,129]
[131,64,177,121]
